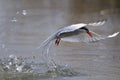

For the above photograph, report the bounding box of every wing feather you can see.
[87,20,106,26]
[61,31,119,43]
[57,23,87,35]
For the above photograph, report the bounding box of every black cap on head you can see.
[80,27,89,32]
[80,27,92,37]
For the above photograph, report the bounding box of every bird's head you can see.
[80,27,92,37]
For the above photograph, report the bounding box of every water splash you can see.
[0,55,33,73]
[0,55,78,79]
[36,39,57,70]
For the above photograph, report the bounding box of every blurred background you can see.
[0,0,120,79]
[0,0,119,57]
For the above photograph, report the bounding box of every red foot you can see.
[55,37,61,46]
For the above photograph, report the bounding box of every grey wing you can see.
[88,31,119,42]
[57,23,87,36]
[61,31,119,43]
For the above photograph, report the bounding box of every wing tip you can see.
[108,32,120,38]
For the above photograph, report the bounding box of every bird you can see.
[36,20,119,68]
[37,20,119,49]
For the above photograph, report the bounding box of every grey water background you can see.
[0,0,120,80]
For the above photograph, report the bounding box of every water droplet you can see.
[16,65,23,72]
[9,54,15,58]
[22,10,27,15]
[11,17,18,22]
[16,11,20,14]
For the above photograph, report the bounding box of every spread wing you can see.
[61,31,119,43]
[57,20,106,36]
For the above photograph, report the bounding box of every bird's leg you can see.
[55,37,61,46]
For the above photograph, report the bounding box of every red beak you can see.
[87,31,92,37]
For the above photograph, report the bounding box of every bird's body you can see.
[36,20,119,68]
[57,23,87,35]
[37,20,119,49]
